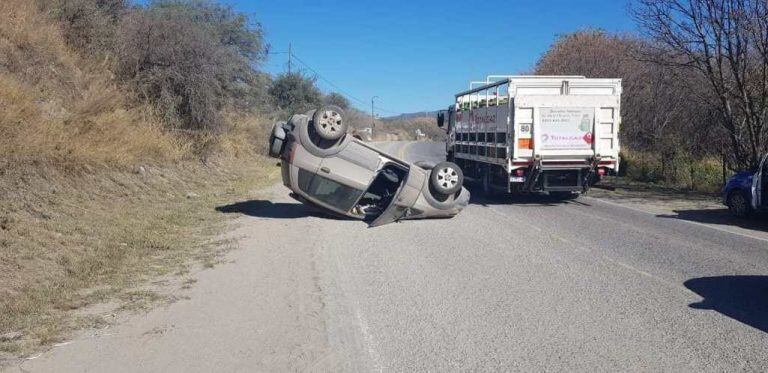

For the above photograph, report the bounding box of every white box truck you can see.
[437,75,621,198]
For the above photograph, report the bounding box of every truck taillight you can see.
[597,168,606,176]
[518,138,533,149]
[514,168,526,177]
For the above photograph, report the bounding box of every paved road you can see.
[12,141,768,372]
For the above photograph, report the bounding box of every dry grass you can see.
[0,158,280,356]
[216,110,273,158]
[0,0,184,169]
[0,1,280,358]
[372,117,445,141]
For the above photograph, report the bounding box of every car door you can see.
[319,141,379,191]
[756,154,768,209]
[446,106,458,155]
[369,166,426,227]
[291,142,322,190]
[309,141,380,214]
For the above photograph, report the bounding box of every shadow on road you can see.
[685,276,768,333]
[468,187,592,207]
[657,209,768,232]
[216,200,347,220]
[591,176,719,203]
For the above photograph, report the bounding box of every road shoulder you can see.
[587,178,768,242]
[5,184,337,373]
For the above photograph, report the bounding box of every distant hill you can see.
[372,111,444,142]
[383,111,439,122]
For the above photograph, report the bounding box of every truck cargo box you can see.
[437,75,622,197]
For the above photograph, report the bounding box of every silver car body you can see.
[275,114,469,226]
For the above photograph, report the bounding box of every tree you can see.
[41,0,128,53]
[535,29,634,79]
[268,72,322,113]
[323,92,350,110]
[633,0,768,169]
[535,29,719,181]
[116,0,268,132]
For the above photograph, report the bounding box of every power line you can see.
[289,53,366,106]
[288,51,400,115]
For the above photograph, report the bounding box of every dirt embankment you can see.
[0,1,280,358]
[0,159,278,358]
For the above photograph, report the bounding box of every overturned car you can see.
[268,106,469,226]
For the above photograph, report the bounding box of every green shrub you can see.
[690,158,723,193]
[40,0,126,54]
[323,92,350,110]
[622,151,662,182]
[621,150,724,193]
[116,0,268,132]
[268,72,323,114]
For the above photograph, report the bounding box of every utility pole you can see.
[288,43,292,74]
[371,96,379,136]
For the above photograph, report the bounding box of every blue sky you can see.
[146,1,637,115]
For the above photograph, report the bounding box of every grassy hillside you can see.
[0,0,276,357]
[0,0,186,168]
[376,116,446,141]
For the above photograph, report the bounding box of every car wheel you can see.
[430,161,464,195]
[550,191,580,200]
[727,191,752,218]
[312,105,347,141]
[268,121,287,158]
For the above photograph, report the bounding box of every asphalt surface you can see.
[10,141,768,372]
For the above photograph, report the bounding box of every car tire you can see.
[727,191,753,218]
[268,121,287,158]
[550,191,580,200]
[312,105,347,141]
[430,161,464,196]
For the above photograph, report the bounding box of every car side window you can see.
[297,168,363,211]
[298,168,314,193]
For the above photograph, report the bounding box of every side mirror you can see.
[437,112,445,128]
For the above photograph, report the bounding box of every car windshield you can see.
[298,169,364,212]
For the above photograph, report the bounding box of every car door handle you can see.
[320,167,330,174]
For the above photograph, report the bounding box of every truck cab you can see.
[724,154,768,218]
[437,105,457,160]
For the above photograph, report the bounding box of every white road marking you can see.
[585,196,768,244]
[329,245,384,373]
[354,308,383,373]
